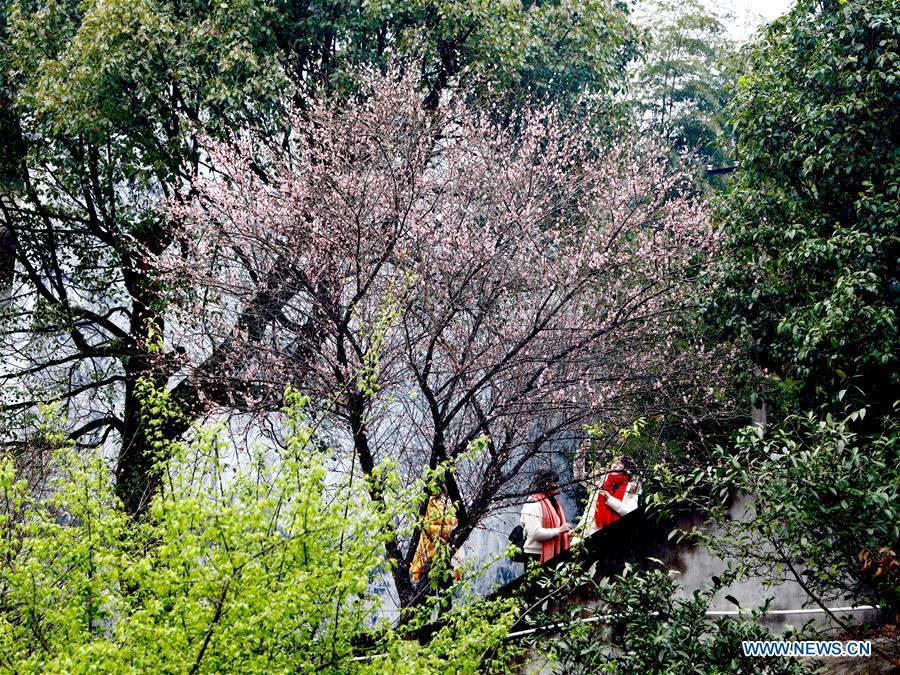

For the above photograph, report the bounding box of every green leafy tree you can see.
[631,0,735,167]
[708,0,899,417]
[652,405,900,661]
[368,0,639,114]
[0,0,294,514]
[689,6,899,645]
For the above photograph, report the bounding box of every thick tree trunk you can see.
[115,275,166,516]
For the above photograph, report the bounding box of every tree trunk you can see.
[0,226,14,300]
[115,252,168,516]
[346,390,418,606]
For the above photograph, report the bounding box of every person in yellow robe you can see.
[410,484,458,584]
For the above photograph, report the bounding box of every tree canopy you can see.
[631,0,735,167]
[708,0,899,418]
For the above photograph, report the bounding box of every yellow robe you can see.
[410,496,458,583]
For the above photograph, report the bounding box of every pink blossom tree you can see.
[160,70,724,605]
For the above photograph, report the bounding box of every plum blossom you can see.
[157,68,727,604]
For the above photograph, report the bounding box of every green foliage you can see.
[0,392,519,673]
[366,0,637,105]
[1,0,639,197]
[528,563,811,674]
[631,0,735,167]
[685,0,900,637]
[708,0,899,415]
[655,405,900,618]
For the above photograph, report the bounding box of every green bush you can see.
[527,564,811,674]
[655,405,899,621]
[0,391,519,674]
[708,0,899,416]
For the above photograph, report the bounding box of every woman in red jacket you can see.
[574,455,641,540]
[594,455,638,529]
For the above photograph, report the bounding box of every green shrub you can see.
[0,391,518,674]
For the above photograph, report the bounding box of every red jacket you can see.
[594,471,629,529]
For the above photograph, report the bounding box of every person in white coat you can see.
[519,470,573,567]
